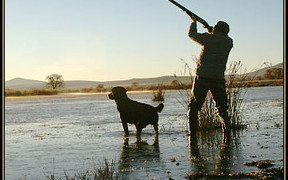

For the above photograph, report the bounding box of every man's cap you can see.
[214,21,230,34]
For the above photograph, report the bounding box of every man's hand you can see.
[190,15,197,22]
[207,26,213,33]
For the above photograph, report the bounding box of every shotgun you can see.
[168,0,213,32]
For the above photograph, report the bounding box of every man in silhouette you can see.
[187,17,233,139]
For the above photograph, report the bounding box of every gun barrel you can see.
[168,0,210,28]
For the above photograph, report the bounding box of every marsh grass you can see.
[225,61,250,129]
[175,60,253,131]
[151,83,165,102]
[48,160,120,180]
[5,89,59,96]
[152,89,165,102]
[173,59,194,111]
[198,92,222,131]
[197,61,251,130]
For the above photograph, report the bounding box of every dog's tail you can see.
[155,103,164,113]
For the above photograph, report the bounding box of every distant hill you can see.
[5,62,283,90]
[5,76,193,90]
[245,62,283,78]
[5,78,47,89]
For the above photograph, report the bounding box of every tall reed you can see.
[225,61,249,129]
[173,59,195,110]
[198,61,249,130]
[175,60,250,131]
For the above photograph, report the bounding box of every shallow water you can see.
[5,86,284,179]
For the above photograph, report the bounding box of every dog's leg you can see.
[122,122,129,137]
[136,126,143,143]
[153,124,159,145]
[153,124,159,135]
[153,134,159,145]
[123,136,129,145]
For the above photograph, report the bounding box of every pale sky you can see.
[5,0,284,81]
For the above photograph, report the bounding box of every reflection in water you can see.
[118,136,161,179]
[189,132,235,175]
[215,133,232,174]
[188,134,208,174]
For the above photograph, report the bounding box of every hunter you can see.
[187,16,233,139]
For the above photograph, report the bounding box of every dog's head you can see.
[108,86,128,102]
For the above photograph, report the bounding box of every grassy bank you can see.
[4,79,283,97]
[230,79,283,87]
[5,89,59,97]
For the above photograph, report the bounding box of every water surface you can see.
[5,86,284,179]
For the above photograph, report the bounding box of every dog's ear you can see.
[111,87,127,100]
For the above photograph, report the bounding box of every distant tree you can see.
[171,80,181,87]
[97,84,104,89]
[46,74,64,89]
[263,68,283,79]
[96,84,104,92]
[132,82,139,87]
[256,76,263,80]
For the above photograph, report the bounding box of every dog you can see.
[108,86,164,142]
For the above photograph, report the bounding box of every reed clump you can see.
[175,60,250,131]
[48,160,120,180]
[151,83,165,102]
[225,61,249,129]
[199,61,249,130]
[152,89,165,102]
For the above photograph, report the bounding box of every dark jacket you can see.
[189,22,233,80]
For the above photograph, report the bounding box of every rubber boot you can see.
[187,107,199,137]
[220,112,231,143]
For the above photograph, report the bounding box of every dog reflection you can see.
[123,134,159,146]
[119,139,160,178]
